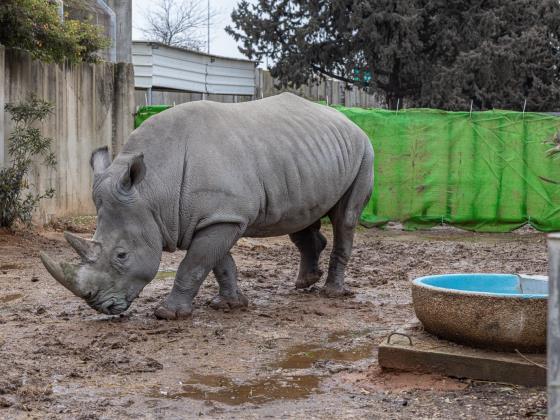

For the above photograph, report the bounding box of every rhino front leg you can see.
[154,223,242,320]
[209,252,248,311]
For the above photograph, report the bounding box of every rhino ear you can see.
[90,146,111,175]
[118,153,146,192]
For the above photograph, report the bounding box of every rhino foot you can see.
[320,285,355,298]
[209,292,249,312]
[154,301,193,320]
[295,269,323,289]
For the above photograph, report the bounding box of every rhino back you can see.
[122,93,372,245]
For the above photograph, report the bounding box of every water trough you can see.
[378,273,547,387]
[412,273,547,353]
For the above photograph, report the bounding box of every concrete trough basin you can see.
[412,274,547,353]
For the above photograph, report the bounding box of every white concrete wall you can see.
[1,48,134,221]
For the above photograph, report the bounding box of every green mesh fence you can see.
[135,104,560,232]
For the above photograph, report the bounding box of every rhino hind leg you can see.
[154,223,243,320]
[290,219,327,289]
[209,252,248,311]
[322,154,373,298]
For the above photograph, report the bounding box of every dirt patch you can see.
[358,367,468,392]
[0,225,548,418]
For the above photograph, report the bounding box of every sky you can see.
[132,0,256,60]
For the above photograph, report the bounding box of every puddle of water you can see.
[0,293,23,303]
[155,269,176,280]
[272,341,374,369]
[148,331,373,406]
[151,373,320,405]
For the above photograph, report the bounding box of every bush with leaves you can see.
[0,0,109,63]
[0,97,56,228]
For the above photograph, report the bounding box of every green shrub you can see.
[0,0,109,63]
[0,96,56,228]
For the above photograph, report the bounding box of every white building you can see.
[132,41,256,106]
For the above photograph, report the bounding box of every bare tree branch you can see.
[140,0,218,51]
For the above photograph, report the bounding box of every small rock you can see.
[327,364,348,374]
[144,358,163,371]
[0,396,12,408]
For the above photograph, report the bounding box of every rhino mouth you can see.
[93,297,130,315]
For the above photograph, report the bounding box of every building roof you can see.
[133,41,256,65]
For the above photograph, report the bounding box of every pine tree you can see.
[227,0,560,111]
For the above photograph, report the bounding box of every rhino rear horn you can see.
[64,231,101,263]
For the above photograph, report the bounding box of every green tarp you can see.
[134,105,172,129]
[337,107,560,232]
[134,104,560,232]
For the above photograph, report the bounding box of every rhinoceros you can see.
[40,93,374,320]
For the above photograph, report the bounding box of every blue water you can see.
[414,274,548,298]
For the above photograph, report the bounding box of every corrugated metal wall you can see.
[132,42,255,96]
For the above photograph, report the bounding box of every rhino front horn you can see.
[64,231,101,262]
[40,252,86,298]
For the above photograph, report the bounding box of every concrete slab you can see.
[378,323,546,387]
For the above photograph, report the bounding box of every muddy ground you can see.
[0,222,549,419]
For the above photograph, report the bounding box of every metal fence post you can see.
[0,46,4,169]
[548,233,560,418]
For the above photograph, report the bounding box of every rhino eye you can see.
[116,252,128,260]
